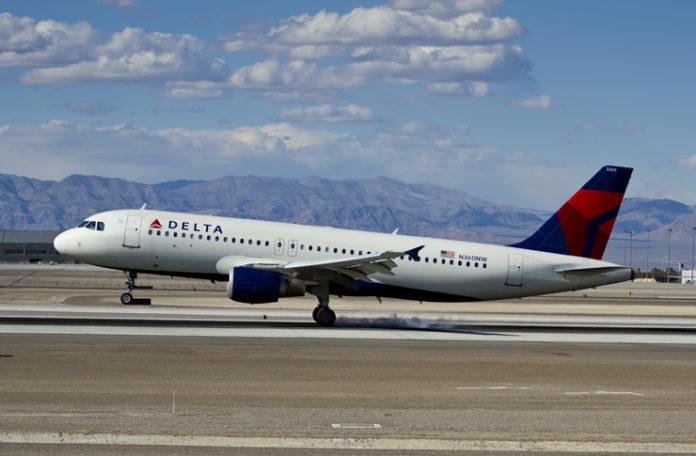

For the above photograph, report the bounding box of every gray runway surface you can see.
[1,267,696,454]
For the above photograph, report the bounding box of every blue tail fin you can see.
[510,166,632,259]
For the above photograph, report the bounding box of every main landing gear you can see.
[120,271,151,305]
[310,283,336,327]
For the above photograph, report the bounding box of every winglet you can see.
[404,245,424,261]
[510,166,632,259]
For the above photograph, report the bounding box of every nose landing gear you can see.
[120,271,151,305]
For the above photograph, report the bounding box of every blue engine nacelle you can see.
[227,266,305,304]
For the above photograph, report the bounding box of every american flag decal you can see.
[440,250,454,259]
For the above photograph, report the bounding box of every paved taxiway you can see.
[1,266,696,454]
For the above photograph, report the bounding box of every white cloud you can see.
[65,101,114,115]
[0,119,608,209]
[507,94,554,109]
[99,0,140,6]
[20,27,204,83]
[0,13,97,67]
[389,0,503,17]
[213,2,529,100]
[277,104,377,123]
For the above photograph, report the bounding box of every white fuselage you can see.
[54,209,631,302]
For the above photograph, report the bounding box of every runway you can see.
[1,304,696,344]
[1,267,696,454]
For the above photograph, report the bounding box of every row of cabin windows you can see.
[146,229,487,269]
[148,229,270,246]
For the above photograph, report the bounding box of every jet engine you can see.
[227,266,305,304]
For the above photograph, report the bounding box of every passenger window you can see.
[425,257,429,263]
[309,245,313,251]
[165,231,170,237]
[206,235,211,241]
[198,234,203,240]
[333,248,338,253]
[265,241,269,246]
[342,249,346,254]
[441,259,445,264]
[173,232,178,238]
[223,237,228,242]
[157,231,161,236]
[148,230,153,235]
[231,238,236,243]
[278,242,282,248]
[240,238,244,244]
[97,222,105,231]
[350,249,354,255]
[248,239,252,245]
[257,240,261,246]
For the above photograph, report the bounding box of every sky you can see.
[1,0,695,211]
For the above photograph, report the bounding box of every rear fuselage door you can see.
[505,253,524,286]
[123,215,142,248]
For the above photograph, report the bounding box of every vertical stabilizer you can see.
[511,166,632,259]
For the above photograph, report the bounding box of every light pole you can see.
[691,226,696,285]
[623,230,628,265]
[646,228,650,279]
[667,228,672,284]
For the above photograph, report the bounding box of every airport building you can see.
[681,269,696,284]
[0,230,68,263]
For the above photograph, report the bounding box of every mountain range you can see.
[2,173,696,268]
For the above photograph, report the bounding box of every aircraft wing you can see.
[217,245,423,288]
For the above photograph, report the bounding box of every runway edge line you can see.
[1,432,695,453]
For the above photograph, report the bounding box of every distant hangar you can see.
[0,230,69,263]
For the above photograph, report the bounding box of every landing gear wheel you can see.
[316,307,336,327]
[312,306,320,323]
[120,292,133,305]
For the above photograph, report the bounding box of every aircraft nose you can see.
[53,229,80,257]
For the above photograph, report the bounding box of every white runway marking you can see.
[331,424,382,430]
[1,432,695,453]
[564,391,643,396]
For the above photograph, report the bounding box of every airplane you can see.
[53,165,633,327]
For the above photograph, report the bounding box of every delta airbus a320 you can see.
[54,166,633,326]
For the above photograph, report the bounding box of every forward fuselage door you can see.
[274,238,285,256]
[123,215,142,248]
[505,253,524,286]
[288,239,298,257]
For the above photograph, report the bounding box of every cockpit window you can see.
[97,222,105,231]
[85,221,96,230]
[78,221,89,228]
